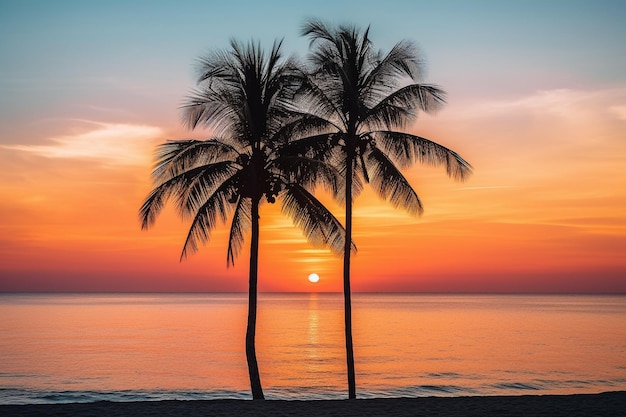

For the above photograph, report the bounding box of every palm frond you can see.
[175,161,238,218]
[141,160,237,232]
[278,132,337,162]
[181,87,240,133]
[274,154,340,194]
[301,18,336,48]
[139,181,174,230]
[180,178,236,260]
[363,84,446,130]
[281,184,356,254]
[366,147,423,215]
[374,131,473,180]
[152,139,239,183]
[273,113,339,143]
[362,40,424,91]
[141,162,222,230]
[195,47,233,83]
[262,39,287,98]
[294,72,346,128]
[335,156,365,203]
[227,197,252,266]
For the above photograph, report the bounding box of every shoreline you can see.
[1,391,624,417]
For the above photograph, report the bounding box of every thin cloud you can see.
[609,105,626,120]
[447,87,626,123]
[457,185,515,190]
[1,121,163,166]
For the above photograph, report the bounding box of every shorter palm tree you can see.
[139,39,350,400]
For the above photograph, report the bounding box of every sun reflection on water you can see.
[308,293,319,344]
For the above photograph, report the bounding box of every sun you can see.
[308,273,320,283]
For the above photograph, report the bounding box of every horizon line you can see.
[1,291,625,295]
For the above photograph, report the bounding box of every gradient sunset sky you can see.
[1,1,625,292]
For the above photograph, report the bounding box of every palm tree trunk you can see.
[246,196,264,400]
[344,151,357,399]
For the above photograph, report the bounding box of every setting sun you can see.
[308,273,320,283]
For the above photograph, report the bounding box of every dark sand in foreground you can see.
[1,391,624,417]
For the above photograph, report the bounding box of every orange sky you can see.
[1,2,625,292]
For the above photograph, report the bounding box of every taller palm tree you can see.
[296,20,473,398]
[139,39,349,400]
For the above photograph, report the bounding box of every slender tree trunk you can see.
[246,196,264,400]
[344,151,356,399]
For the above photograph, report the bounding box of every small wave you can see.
[0,389,251,405]
[417,385,467,395]
[357,385,479,398]
[425,372,464,379]
[264,387,345,400]
[491,382,543,391]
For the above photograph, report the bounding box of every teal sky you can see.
[2,0,625,142]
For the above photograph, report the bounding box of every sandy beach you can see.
[1,391,624,417]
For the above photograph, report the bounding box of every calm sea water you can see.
[0,293,624,404]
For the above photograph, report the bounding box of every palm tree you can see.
[139,39,349,400]
[295,20,473,398]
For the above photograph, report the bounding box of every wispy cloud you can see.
[457,185,515,191]
[1,121,163,166]
[609,105,626,120]
[446,87,626,124]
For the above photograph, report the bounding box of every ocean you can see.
[1,293,624,404]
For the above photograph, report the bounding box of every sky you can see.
[1,0,625,293]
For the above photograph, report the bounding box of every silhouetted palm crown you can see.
[139,40,347,265]
[296,20,472,209]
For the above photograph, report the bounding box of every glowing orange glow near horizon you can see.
[2,90,624,293]
[2,89,626,293]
